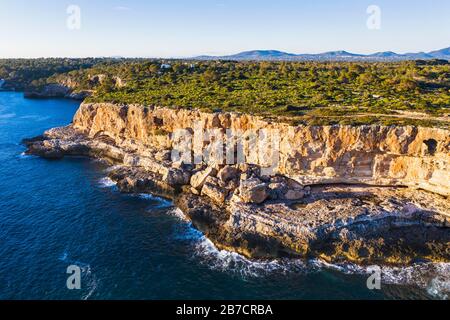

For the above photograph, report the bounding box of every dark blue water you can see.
[0,92,447,300]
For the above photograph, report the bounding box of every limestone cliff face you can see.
[73,103,450,196]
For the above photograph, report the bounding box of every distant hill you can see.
[428,47,450,59]
[194,47,450,62]
[196,50,298,61]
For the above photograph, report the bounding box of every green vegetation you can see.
[0,58,115,90]
[1,58,449,127]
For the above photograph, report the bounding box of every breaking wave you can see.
[103,165,123,173]
[17,152,35,159]
[320,260,450,300]
[138,193,173,208]
[169,207,450,298]
[98,177,117,188]
[169,208,311,278]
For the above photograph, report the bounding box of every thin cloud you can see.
[113,6,132,11]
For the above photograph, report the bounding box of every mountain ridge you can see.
[194,47,450,62]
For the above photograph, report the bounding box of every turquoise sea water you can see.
[0,92,448,300]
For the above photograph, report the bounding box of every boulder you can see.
[116,177,137,192]
[217,165,239,183]
[237,163,249,173]
[268,176,305,200]
[285,178,304,190]
[202,180,229,204]
[124,155,165,171]
[190,187,200,195]
[204,176,226,188]
[226,178,240,192]
[267,182,287,200]
[238,178,268,204]
[171,161,183,169]
[284,189,305,201]
[163,168,191,186]
[155,150,171,162]
[190,166,217,189]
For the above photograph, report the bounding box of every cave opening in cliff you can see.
[423,139,438,155]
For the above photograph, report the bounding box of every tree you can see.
[98,76,115,94]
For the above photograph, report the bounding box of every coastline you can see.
[23,101,450,266]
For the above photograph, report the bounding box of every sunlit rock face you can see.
[73,102,450,196]
[24,102,450,264]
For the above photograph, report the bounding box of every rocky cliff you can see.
[73,103,450,196]
[24,102,450,265]
[24,83,92,100]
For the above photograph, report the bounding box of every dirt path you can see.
[315,111,449,123]
[359,111,449,122]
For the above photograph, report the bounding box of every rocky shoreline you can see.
[23,102,450,265]
[23,83,91,100]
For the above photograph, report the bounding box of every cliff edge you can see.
[24,102,450,265]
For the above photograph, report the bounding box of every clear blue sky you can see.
[0,0,449,58]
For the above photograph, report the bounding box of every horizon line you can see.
[0,45,448,60]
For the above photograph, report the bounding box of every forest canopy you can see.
[1,58,449,126]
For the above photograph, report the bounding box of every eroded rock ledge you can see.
[23,102,450,265]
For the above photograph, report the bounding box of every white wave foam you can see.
[81,264,98,300]
[382,263,450,300]
[194,235,310,278]
[169,208,310,277]
[138,193,173,208]
[169,208,450,296]
[169,207,190,221]
[103,165,123,173]
[98,177,117,188]
[317,260,450,300]
[17,152,35,159]
[427,274,450,300]
[58,251,69,262]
